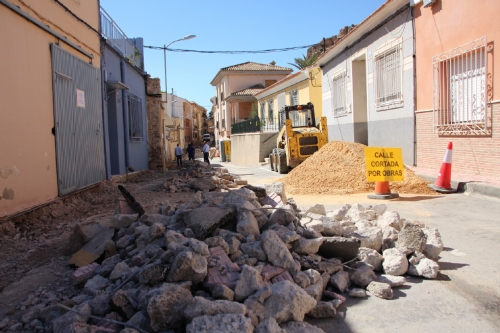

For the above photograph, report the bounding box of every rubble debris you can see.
[68,228,114,267]
[117,185,145,217]
[39,169,444,332]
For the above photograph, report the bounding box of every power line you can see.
[144,44,315,54]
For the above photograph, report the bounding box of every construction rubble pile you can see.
[11,164,444,333]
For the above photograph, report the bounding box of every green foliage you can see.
[249,102,259,118]
[288,53,319,70]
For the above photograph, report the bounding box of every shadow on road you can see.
[438,262,470,271]
[391,195,444,202]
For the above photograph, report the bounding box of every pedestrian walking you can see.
[187,143,195,161]
[175,144,183,167]
[202,140,210,165]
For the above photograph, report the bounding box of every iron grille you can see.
[300,146,319,155]
[231,117,281,134]
[374,44,403,107]
[432,36,488,135]
[332,73,348,116]
[299,136,318,145]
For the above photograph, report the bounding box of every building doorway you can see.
[352,54,368,145]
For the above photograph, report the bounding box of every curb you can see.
[416,174,500,200]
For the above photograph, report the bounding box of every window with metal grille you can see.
[332,73,347,117]
[374,45,402,108]
[268,99,274,124]
[290,89,298,105]
[128,94,144,141]
[260,101,266,118]
[433,36,488,135]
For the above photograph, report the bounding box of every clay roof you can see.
[230,84,265,96]
[221,62,292,72]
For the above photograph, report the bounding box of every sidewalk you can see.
[408,165,500,199]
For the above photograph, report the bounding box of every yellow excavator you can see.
[269,102,328,174]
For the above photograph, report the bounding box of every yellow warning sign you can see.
[364,147,404,182]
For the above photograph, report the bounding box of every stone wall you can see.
[146,76,164,169]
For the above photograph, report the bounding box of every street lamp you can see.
[163,35,196,114]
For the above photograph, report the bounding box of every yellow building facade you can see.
[255,66,323,121]
[0,0,101,218]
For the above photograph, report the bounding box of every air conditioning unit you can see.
[423,0,436,7]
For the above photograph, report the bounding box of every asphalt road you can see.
[216,160,500,333]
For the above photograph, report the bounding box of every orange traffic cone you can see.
[368,181,399,199]
[428,142,457,193]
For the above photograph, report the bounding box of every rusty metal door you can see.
[51,44,105,196]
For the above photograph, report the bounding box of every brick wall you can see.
[416,103,500,177]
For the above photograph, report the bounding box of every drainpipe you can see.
[411,7,417,167]
[120,59,131,174]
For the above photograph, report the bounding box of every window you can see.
[374,44,402,108]
[128,94,143,141]
[221,92,224,101]
[290,89,298,105]
[332,73,347,117]
[433,37,487,135]
[260,101,266,118]
[267,99,274,123]
[265,80,277,87]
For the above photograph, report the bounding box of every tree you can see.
[288,53,319,70]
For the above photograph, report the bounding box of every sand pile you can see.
[282,141,438,195]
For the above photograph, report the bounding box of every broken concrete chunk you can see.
[237,210,260,238]
[422,227,444,261]
[396,222,427,254]
[347,227,383,252]
[254,317,285,333]
[305,204,327,216]
[378,211,402,231]
[382,248,408,276]
[205,236,230,254]
[241,241,267,261]
[291,237,324,255]
[212,284,235,301]
[267,205,296,228]
[179,206,236,239]
[109,214,138,229]
[366,281,393,299]
[304,279,324,302]
[262,280,317,324]
[408,258,439,279]
[330,271,351,293]
[280,321,325,333]
[307,301,336,318]
[166,249,208,284]
[261,230,300,273]
[293,271,311,288]
[235,265,266,302]
[349,288,367,298]
[147,283,193,331]
[69,227,115,267]
[186,313,253,333]
[255,183,287,203]
[358,247,384,271]
[349,264,377,288]
[377,274,406,287]
[183,296,247,322]
[72,263,99,285]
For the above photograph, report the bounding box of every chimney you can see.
[270,61,276,66]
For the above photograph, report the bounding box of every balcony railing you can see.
[100,7,143,69]
[231,117,280,134]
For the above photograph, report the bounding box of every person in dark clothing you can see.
[187,143,195,161]
[175,144,183,167]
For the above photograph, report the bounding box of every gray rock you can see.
[187,238,210,256]
[240,241,267,261]
[396,222,427,254]
[84,275,110,296]
[280,321,325,333]
[127,311,153,333]
[255,318,285,333]
[317,258,343,275]
[261,230,300,273]
[346,203,376,221]
[186,313,253,333]
[422,228,444,261]
[304,280,324,302]
[317,237,360,260]
[382,226,399,242]
[349,288,367,298]
[112,289,136,319]
[303,269,321,285]
[377,274,407,287]
[166,250,207,284]
[262,280,317,324]
[307,301,336,318]
[109,214,138,229]
[88,293,111,316]
[378,211,402,231]
[330,271,351,293]
[408,258,440,279]
[184,296,247,322]
[367,281,393,299]
[347,227,383,252]
[255,183,287,203]
[372,204,387,217]
[349,264,377,287]
[147,283,193,331]
[190,178,217,192]
[358,247,384,271]
[205,236,230,254]
[234,265,266,302]
[109,261,132,281]
[322,218,343,236]
[291,237,324,255]
[267,205,296,227]
[237,210,260,238]
[212,284,235,301]
[293,271,311,288]
[305,204,327,216]
[326,207,348,221]
[51,302,90,333]
[139,260,168,285]
[178,207,236,239]
[382,248,408,276]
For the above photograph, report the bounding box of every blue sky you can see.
[100,0,386,110]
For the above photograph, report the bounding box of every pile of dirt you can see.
[282,141,438,196]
